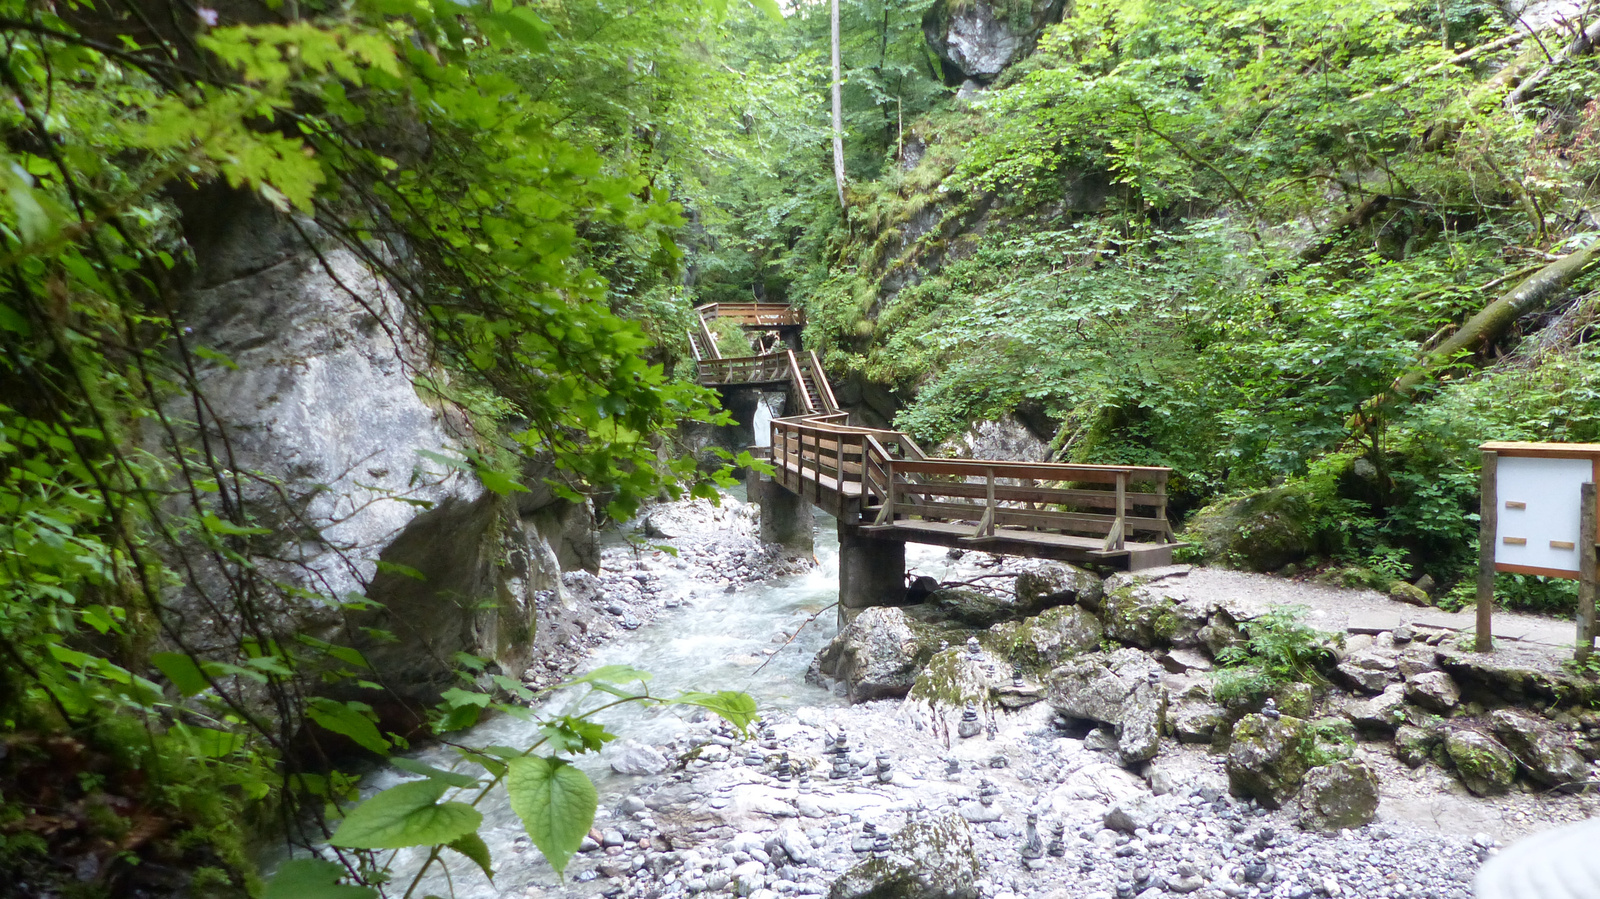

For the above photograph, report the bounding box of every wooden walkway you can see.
[693,305,1182,570]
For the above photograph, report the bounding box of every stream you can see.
[373,494,851,897]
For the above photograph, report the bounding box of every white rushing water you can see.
[372,497,847,897]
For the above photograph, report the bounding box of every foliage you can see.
[1212,607,1335,704]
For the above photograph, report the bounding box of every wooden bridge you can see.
[691,303,1181,576]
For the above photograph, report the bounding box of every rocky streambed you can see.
[378,495,1600,899]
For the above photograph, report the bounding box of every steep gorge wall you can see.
[171,189,596,708]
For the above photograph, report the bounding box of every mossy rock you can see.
[988,605,1103,672]
[1226,713,1313,809]
[1183,486,1318,572]
[828,808,979,899]
[1014,563,1104,614]
[1393,725,1439,768]
[904,588,1027,629]
[1443,730,1516,796]
[908,646,991,711]
[1297,759,1380,831]
[1100,586,1187,649]
[1272,682,1317,719]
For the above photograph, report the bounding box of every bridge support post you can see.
[837,523,905,623]
[745,468,814,554]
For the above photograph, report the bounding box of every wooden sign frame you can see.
[1478,442,1599,661]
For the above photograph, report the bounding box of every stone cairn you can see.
[958,703,983,739]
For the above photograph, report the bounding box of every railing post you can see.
[1115,472,1127,551]
[984,466,996,537]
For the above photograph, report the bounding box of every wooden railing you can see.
[696,354,791,385]
[697,302,805,328]
[771,414,1170,551]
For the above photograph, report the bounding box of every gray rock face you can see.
[935,414,1050,462]
[177,206,571,705]
[1490,709,1589,791]
[1405,671,1461,714]
[1443,730,1517,796]
[1014,563,1105,615]
[1226,713,1312,809]
[828,809,979,899]
[1046,649,1164,763]
[921,0,1068,85]
[1297,759,1380,831]
[815,607,944,702]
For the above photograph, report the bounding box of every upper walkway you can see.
[691,304,1182,570]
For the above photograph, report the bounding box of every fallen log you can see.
[1388,239,1600,398]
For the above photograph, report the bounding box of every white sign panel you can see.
[1495,455,1593,574]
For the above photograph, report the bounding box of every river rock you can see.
[1296,759,1380,831]
[1104,794,1162,834]
[911,588,1027,628]
[1490,709,1589,791]
[1335,660,1394,695]
[1345,685,1408,733]
[1393,725,1439,768]
[1099,585,1193,649]
[828,809,979,899]
[1443,730,1517,796]
[1046,649,1165,763]
[1014,563,1105,614]
[989,605,1103,669]
[609,739,669,775]
[1405,671,1461,714]
[1226,713,1312,809]
[815,606,950,702]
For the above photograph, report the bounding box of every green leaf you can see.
[672,691,759,732]
[448,831,495,880]
[484,9,549,54]
[504,756,597,876]
[538,716,615,755]
[200,512,271,536]
[476,466,530,495]
[264,858,377,899]
[329,779,482,850]
[306,697,391,755]
[151,651,209,697]
[390,757,482,788]
[566,665,651,689]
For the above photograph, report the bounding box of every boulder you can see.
[1100,586,1194,649]
[1104,794,1163,834]
[1183,486,1318,571]
[1046,649,1165,763]
[1297,759,1380,831]
[1389,582,1431,606]
[815,607,960,702]
[1489,709,1589,792]
[1393,725,1439,768]
[909,588,1026,628]
[1405,671,1461,715]
[1436,648,1600,707]
[828,809,979,899]
[1335,656,1396,695]
[989,605,1103,670]
[1226,713,1313,809]
[1344,685,1408,734]
[1168,697,1225,744]
[921,0,1068,86]
[1443,730,1517,796]
[608,740,669,776]
[1014,563,1105,615]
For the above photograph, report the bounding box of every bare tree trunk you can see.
[831,0,847,211]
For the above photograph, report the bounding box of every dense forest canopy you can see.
[3,0,1600,894]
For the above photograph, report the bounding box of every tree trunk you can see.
[1389,239,1600,397]
[830,0,847,211]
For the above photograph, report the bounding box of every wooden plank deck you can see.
[854,520,1176,570]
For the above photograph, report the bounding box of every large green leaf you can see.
[505,756,597,875]
[448,831,495,880]
[329,780,482,850]
[264,858,376,899]
[673,691,759,732]
[150,651,209,697]
[307,698,391,755]
[390,757,482,788]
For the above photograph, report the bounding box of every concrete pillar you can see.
[745,469,814,554]
[837,523,905,618]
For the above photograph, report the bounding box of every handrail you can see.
[808,349,841,412]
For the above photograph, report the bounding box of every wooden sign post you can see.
[1478,442,1600,661]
